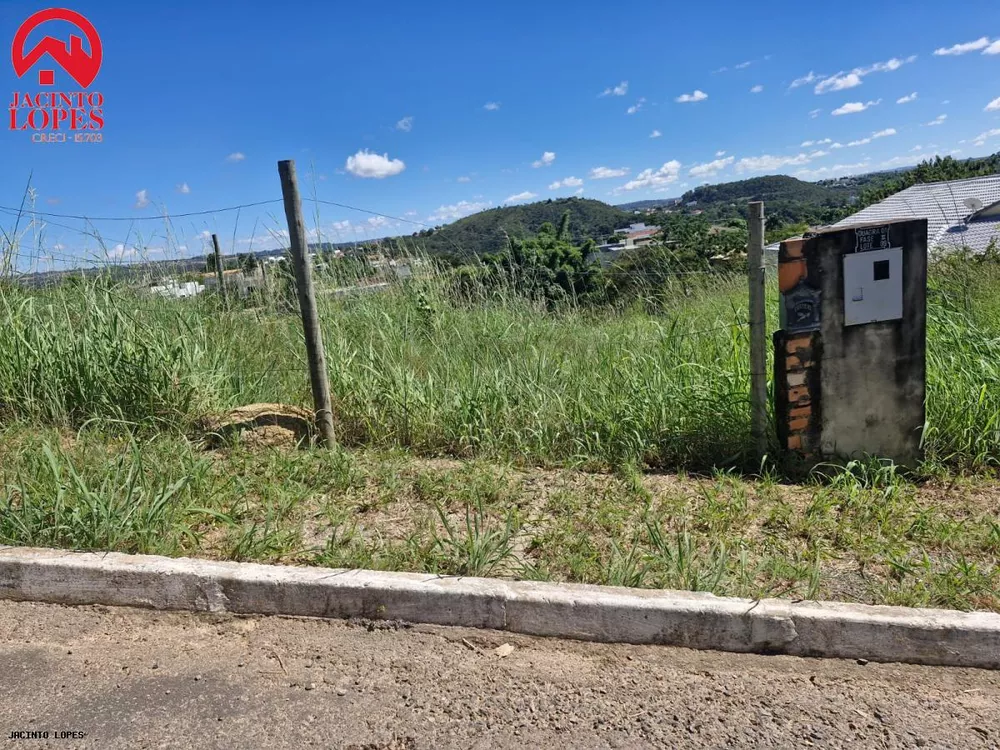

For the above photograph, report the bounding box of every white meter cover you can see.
[843,247,903,326]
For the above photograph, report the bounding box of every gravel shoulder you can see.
[1,601,999,749]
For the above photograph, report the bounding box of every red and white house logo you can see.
[9,8,105,142]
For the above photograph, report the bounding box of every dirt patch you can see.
[3,600,1000,749]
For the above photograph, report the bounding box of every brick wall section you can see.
[773,330,821,459]
[775,235,822,461]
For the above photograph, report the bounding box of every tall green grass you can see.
[0,253,998,472]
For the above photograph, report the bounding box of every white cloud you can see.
[815,72,862,94]
[601,81,628,96]
[549,176,584,190]
[176,183,190,194]
[832,99,881,116]
[925,114,947,126]
[911,145,924,152]
[985,97,1000,112]
[225,152,245,163]
[589,166,629,179]
[503,191,537,204]
[985,40,1000,55]
[880,154,934,169]
[135,189,149,209]
[735,61,752,69]
[972,128,1000,147]
[934,37,990,56]
[483,102,501,111]
[735,153,813,173]
[794,160,872,179]
[108,243,138,260]
[675,90,708,103]
[810,150,830,158]
[626,97,646,114]
[53,243,65,251]
[790,72,820,89]
[396,116,414,132]
[865,56,916,73]
[345,149,406,178]
[815,57,914,95]
[457,176,471,183]
[532,151,556,168]
[650,129,662,138]
[842,128,896,148]
[801,138,833,147]
[750,84,764,93]
[689,156,735,178]
[368,216,387,229]
[715,150,726,157]
[617,160,682,192]
[574,187,585,196]
[809,108,822,119]
[897,92,918,104]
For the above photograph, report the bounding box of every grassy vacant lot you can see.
[1,253,998,611]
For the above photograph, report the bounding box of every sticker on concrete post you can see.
[854,225,891,253]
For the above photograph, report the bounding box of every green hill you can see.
[678,175,859,225]
[616,198,680,212]
[405,197,632,259]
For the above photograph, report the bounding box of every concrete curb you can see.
[2,546,998,669]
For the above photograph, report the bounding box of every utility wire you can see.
[0,199,283,222]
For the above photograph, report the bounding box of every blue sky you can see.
[2,0,1000,266]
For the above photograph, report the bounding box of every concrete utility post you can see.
[773,219,928,467]
[747,202,768,462]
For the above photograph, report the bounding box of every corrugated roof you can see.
[833,174,1000,252]
[936,217,1000,253]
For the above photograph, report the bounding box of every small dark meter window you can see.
[873,259,890,281]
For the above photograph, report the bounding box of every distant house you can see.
[204,269,265,297]
[589,222,664,267]
[149,278,204,299]
[834,174,1000,255]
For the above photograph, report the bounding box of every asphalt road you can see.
[1,600,998,749]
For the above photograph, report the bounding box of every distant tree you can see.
[482,210,599,306]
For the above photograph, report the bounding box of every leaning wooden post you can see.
[278,159,336,446]
[211,233,225,297]
[747,201,768,462]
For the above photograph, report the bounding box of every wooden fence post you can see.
[278,159,336,446]
[211,234,225,297]
[748,201,768,462]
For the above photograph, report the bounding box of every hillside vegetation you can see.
[406,198,632,260]
[678,175,871,226]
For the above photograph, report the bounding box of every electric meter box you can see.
[843,246,903,326]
